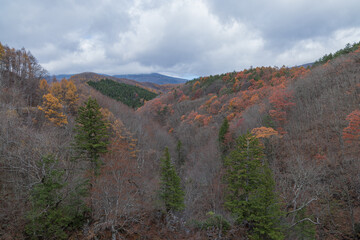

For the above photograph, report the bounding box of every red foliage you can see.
[343,109,360,144]
[269,88,295,134]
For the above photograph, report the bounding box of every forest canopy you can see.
[87,78,158,108]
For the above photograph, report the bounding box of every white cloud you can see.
[275,27,360,66]
[2,0,360,77]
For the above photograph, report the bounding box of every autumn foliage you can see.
[38,93,68,126]
[343,109,360,144]
[251,127,279,139]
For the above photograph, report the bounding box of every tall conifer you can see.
[224,132,283,239]
[74,97,109,175]
[160,147,185,212]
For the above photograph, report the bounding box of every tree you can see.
[50,81,64,102]
[176,140,185,166]
[38,93,68,126]
[25,155,87,240]
[218,117,230,155]
[159,147,185,212]
[64,80,79,114]
[251,127,278,139]
[290,207,316,240]
[224,132,283,240]
[74,97,109,175]
[38,79,50,96]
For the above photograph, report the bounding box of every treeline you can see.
[313,41,360,66]
[87,78,157,108]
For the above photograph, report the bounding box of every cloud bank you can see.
[1,0,360,78]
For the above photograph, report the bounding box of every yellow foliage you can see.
[38,93,68,126]
[50,79,78,113]
[65,81,79,113]
[50,82,63,101]
[0,42,4,60]
[39,79,50,93]
[251,127,278,139]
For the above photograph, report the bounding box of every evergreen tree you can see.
[176,140,184,166]
[291,207,316,240]
[224,132,283,240]
[74,97,109,175]
[25,155,88,240]
[218,117,230,155]
[160,147,185,212]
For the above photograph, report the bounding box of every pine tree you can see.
[74,97,109,175]
[224,132,283,240]
[176,140,184,166]
[160,147,185,212]
[291,207,316,240]
[219,117,229,155]
[25,155,87,240]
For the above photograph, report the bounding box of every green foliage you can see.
[193,211,231,233]
[74,97,109,175]
[291,207,316,240]
[354,222,360,239]
[224,132,284,240]
[160,147,185,212]
[314,42,360,66]
[263,114,276,128]
[25,155,88,240]
[218,118,230,155]
[87,79,157,108]
[176,140,185,166]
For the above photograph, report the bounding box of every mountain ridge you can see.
[49,72,187,85]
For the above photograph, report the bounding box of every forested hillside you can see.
[88,79,158,108]
[0,41,359,239]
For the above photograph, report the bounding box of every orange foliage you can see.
[192,81,200,90]
[269,89,295,134]
[208,100,221,114]
[251,127,278,139]
[38,93,68,126]
[249,93,260,105]
[178,94,189,103]
[343,109,360,144]
[233,78,241,91]
[227,112,236,122]
[269,89,295,110]
[228,97,243,110]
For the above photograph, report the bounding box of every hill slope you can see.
[136,47,360,239]
[112,73,187,84]
[88,79,157,108]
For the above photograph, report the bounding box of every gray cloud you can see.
[1,0,360,78]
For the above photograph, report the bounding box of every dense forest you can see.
[87,79,158,108]
[0,41,359,239]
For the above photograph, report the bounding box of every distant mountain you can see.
[49,73,187,85]
[67,72,175,93]
[112,73,187,84]
[47,73,110,82]
[293,62,313,68]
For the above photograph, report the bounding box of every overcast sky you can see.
[1,0,360,79]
